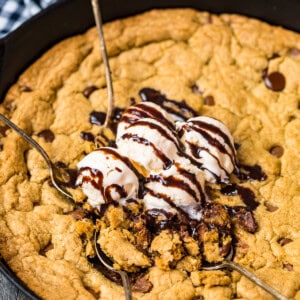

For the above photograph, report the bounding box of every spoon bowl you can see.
[94,231,132,300]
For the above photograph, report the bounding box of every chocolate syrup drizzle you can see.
[77,147,145,201]
[78,88,266,285]
[139,88,198,121]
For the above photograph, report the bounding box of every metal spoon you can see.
[201,246,288,300]
[90,1,132,298]
[0,113,74,201]
[90,0,114,129]
[94,231,132,300]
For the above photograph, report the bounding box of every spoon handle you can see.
[119,271,133,300]
[0,113,73,200]
[224,260,288,300]
[90,0,114,128]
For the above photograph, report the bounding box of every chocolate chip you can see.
[0,125,9,137]
[130,97,136,105]
[234,143,241,150]
[219,241,231,257]
[89,111,106,126]
[80,131,95,142]
[228,207,258,233]
[289,48,300,56]
[37,129,55,142]
[264,71,286,92]
[62,168,78,189]
[270,145,284,158]
[19,85,32,92]
[238,164,267,182]
[203,95,215,106]
[283,263,293,271]
[83,86,98,98]
[191,84,202,95]
[278,238,293,246]
[39,243,54,256]
[68,208,89,220]
[132,275,153,293]
[112,107,125,122]
[264,201,279,212]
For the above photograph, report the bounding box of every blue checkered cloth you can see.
[0,0,57,37]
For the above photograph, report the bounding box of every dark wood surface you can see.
[0,271,30,300]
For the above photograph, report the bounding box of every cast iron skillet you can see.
[0,0,299,298]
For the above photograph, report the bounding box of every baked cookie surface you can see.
[0,8,300,300]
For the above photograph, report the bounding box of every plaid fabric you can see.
[0,0,57,37]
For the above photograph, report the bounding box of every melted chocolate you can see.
[63,168,78,189]
[83,86,98,98]
[112,107,124,122]
[221,184,259,210]
[238,164,267,181]
[80,131,95,142]
[226,206,258,233]
[89,111,106,126]
[0,125,9,137]
[54,161,78,188]
[139,88,198,121]
[37,129,55,142]
[264,71,286,92]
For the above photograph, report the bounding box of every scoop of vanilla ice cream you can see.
[116,102,175,141]
[76,147,139,210]
[177,116,237,183]
[116,117,180,172]
[144,157,206,220]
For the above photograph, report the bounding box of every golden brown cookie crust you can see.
[0,8,300,300]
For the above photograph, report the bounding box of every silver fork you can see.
[201,245,288,300]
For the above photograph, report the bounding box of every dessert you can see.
[0,8,300,300]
